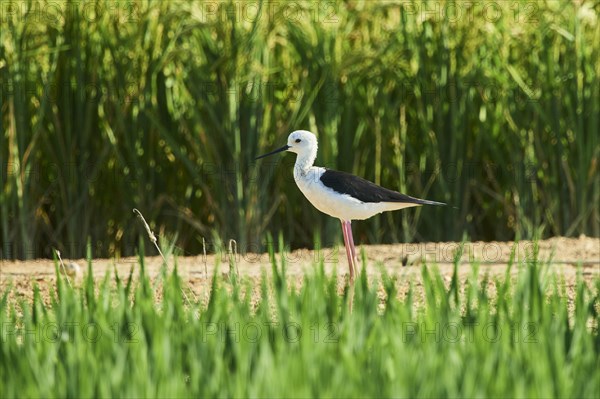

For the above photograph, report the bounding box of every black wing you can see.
[320,169,445,205]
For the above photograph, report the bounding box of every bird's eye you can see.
[295,139,301,143]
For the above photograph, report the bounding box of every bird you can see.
[256,130,445,283]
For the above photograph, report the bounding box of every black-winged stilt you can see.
[256,130,445,282]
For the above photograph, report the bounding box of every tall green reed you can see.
[1,0,598,259]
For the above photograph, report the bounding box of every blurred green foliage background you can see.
[1,0,599,259]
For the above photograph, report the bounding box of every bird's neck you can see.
[294,149,317,177]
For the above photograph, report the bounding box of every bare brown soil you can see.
[1,236,598,305]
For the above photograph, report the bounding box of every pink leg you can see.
[346,221,358,265]
[340,220,355,282]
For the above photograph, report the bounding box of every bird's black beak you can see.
[255,145,290,160]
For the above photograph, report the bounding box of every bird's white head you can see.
[286,130,318,157]
[255,130,319,171]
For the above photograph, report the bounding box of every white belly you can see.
[294,168,419,221]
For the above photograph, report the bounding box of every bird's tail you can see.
[412,198,446,206]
